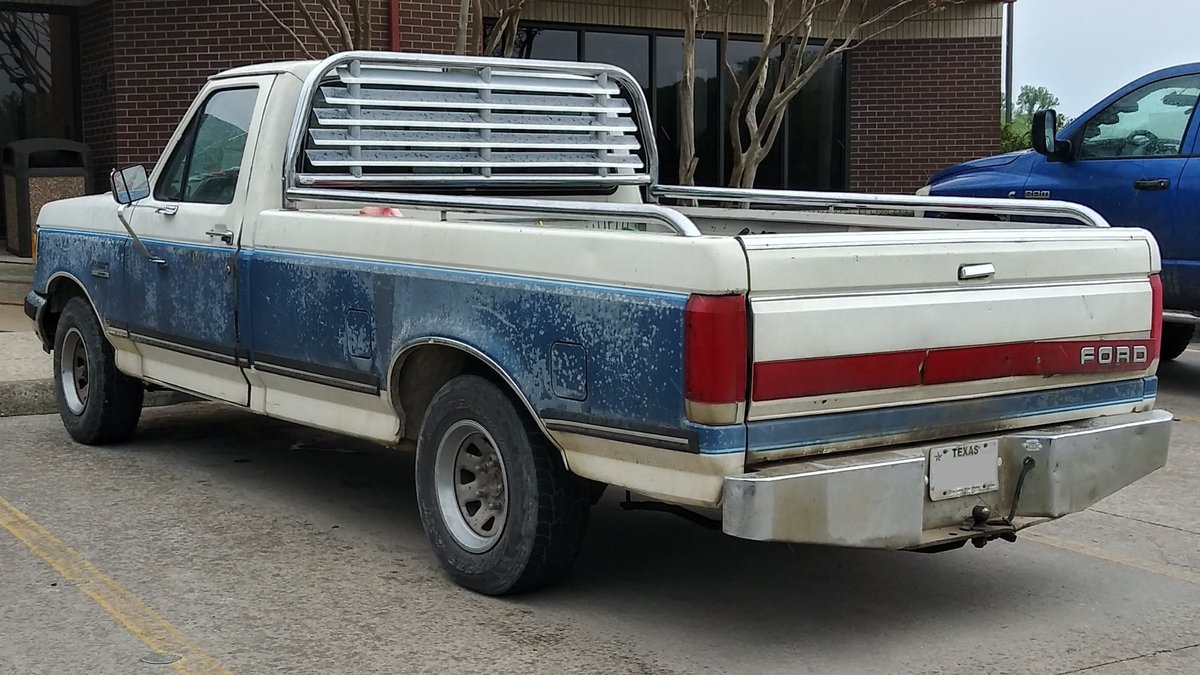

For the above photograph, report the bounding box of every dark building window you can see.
[504,23,846,190]
[0,8,79,148]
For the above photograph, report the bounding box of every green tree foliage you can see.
[1000,85,1070,153]
[1015,85,1060,118]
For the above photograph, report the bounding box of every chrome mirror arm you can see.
[117,204,166,266]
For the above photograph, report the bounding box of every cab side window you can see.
[153,87,259,204]
[1079,74,1200,159]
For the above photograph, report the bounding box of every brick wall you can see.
[397,0,460,53]
[107,0,306,169]
[78,0,461,181]
[848,37,1001,194]
[79,0,117,191]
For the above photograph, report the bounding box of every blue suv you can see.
[925,64,1200,360]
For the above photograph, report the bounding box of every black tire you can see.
[52,297,144,444]
[415,375,588,595]
[1161,323,1196,362]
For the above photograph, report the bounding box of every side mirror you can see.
[110,164,150,204]
[1031,109,1071,161]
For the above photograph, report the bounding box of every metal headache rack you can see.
[283,52,1106,234]
[285,51,655,190]
[283,51,704,236]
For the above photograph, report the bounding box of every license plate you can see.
[928,439,999,501]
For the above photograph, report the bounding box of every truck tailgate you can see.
[742,228,1161,461]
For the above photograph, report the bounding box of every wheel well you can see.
[42,276,89,346]
[389,344,511,442]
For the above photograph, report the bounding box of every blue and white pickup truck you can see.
[924,63,1200,361]
[25,52,1171,595]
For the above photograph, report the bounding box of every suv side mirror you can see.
[110,164,150,204]
[1032,109,1072,161]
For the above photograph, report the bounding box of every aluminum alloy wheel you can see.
[59,327,90,415]
[433,419,509,553]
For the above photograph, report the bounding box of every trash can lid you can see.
[3,138,90,170]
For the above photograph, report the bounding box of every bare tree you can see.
[690,0,958,189]
[469,0,535,57]
[678,0,703,186]
[255,0,373,58]
[677,0,736,185]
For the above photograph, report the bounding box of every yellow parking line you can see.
[1023,530,1200,587]
[0,495,230,675]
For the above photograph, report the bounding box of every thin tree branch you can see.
[295,0,335,54]
[348,0,363,49]
[315,0,355,49]
[255,0,317,58]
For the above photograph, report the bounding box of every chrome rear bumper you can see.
[722,409,1172,549]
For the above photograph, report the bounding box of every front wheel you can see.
[52,297,144,444]
[415,375,588,595]
[1160,323,1195,362]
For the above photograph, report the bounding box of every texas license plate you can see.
[928,439,999,501]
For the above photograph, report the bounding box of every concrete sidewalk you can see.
[0,330,57,417]
[0,326,191,418]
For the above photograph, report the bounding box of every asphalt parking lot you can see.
[3,355,1200,674]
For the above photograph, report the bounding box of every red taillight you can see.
[684,294,747,424]
[1150,273,1163,359]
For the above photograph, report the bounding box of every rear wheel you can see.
[1161,322,1195,362]
[415,375,588,595]
[53,297,144,444]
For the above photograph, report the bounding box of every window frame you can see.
[1071,74,1200,163]
[0,4,83,142]
[152,85,260,204]
[496,20,850,191]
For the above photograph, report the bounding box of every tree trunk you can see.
[718,0,956,189]
[455,0,471,54]
[503,15,520,57]
[677,0,699,186]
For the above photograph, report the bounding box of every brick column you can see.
[848,37,1001,194]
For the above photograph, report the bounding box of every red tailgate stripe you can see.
[753,351,924,400]
[922,342,1039,384]
[754,340,1157,401]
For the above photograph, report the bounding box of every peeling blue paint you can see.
[241,249,691,431]
[34,229,126,321]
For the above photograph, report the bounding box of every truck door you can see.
[1166,142,1200,311]
[121,79,270,405]
[1023,73,1200,242]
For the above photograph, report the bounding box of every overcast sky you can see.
[1010,0,1200,117]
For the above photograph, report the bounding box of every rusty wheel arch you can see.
[385,339,565,457]
[38,272,98,351]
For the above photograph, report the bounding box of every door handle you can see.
[155,204,179,215]
[205,228,234,245]
[959,263,996,281]
[1133,178,1171,191]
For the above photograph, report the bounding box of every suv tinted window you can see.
[1079,74,1200,159]
[153,87,258,204]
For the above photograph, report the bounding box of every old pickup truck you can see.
[25,52,1171,595]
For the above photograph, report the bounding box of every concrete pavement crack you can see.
[1054,641,1200,674]
[1089,508,1200,536]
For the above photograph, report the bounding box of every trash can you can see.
[3,138,90,258]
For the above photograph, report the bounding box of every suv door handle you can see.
[205,228,234,245]
[1133,178,1171,191]
[155,204,179,215]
